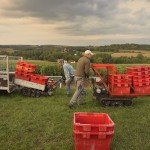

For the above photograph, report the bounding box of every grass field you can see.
[25,60,55,66]
[0,48,15,53]
[0,87,150,150]
[112,50,150,58]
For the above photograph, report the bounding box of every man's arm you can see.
[63,65,70,80]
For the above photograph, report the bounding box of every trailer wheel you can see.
[47,89,53,96]
[31,89,36,97]
[35,90,41,97]
[21,88,28,96]
[26,88,31,96]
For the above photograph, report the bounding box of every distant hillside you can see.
[0,43,150,51]
[0,44,150,64]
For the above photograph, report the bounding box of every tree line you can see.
[0,44,150,64]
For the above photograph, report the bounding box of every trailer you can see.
[0,55,62,96]
[91,64,150,106]
[0,55,23,93]
[15,76,62,97]
[14,61,62,97]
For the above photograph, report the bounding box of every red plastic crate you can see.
[108,74,132,79]
[108,74,132,82]
[16,61,36,70]
[127,66,149,72]
[17,61,36,68]
[74,130,114,150]
[112,86,130,94]
[15,69,34,74]
[127,71,142,76]
[121,74,132,79]
[74,113,114,132]
[15,72,22,79]
[133,85,150,94]
[17,61,27,66]
[133,75,149,80]
[15,72,31,81]
[21,74,31,81]
[133,82,143,86]
[30,74,48,85]
[138,66,148,71]
[133,78,144,83]
[108,82,131,94]
[141,71,149,75]
[114,83,129,87]
[16,65,36,72]
[113,79,132,84]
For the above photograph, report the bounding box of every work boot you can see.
[68,103,75,109]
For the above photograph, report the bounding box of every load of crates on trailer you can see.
[108,65,150,95]
[91,64,150,106]
[14,61,61,97]
[15,61,48,85]
[127,66,150,94]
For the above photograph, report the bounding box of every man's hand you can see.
[65,79,70,84]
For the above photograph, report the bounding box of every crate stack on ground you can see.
[108,74,132,95]
[127,66,150,94]
[73,112,115,150]
[15,62,48,85]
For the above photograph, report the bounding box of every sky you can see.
[0,0,150,46]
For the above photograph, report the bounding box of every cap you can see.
[84,50,94,55]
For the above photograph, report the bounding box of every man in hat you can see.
[68,50,94,108]
[57,59,75,96]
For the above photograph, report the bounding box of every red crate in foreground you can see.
[73,112,115,150]
[74,112,114,132]
[74,130,114,150]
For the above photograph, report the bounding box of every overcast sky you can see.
[0,0,150,46]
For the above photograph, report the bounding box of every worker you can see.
[57,59,75,96]
[68,50,94,108]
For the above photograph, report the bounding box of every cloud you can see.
[0,0,150,45]
[3,0,120,20]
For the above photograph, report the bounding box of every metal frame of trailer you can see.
[0,55,23,93]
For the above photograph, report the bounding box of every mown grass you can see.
[0,87,150,150]
[111,51,150,58]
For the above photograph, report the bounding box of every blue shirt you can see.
[63,63,75,80]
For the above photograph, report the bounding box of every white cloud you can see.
[0,0,150,45]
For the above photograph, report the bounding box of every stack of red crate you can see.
[15,61,48,85]
[73,112,115,150]
[30,74,48,85]
[108,74,132,95]
[127,66,150,94]
[15,62,36,81]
